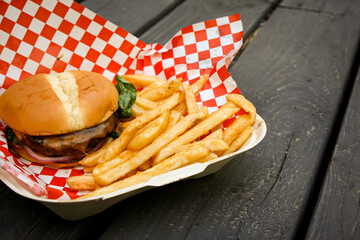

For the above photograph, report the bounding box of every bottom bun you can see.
[12,145,80,168]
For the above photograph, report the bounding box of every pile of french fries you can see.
[66,74,256,199]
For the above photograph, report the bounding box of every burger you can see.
[0,70,120,168]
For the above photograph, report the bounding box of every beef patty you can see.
[14,114,118,156]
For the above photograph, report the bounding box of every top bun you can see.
[0,70,119,136]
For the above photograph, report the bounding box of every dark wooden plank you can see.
[0,179,132,239]
[0,182,49,239]
[220,4,360,240]
[306,65,360,239]
[98,1,360,240]
[281,0,358,14]
[139,0,278,45]
[80,0,183,36]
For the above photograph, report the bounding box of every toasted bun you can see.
[0,71,118,136]
[11,144,80,168]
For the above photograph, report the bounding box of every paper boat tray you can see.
[0,115,266,220]
[0,0,266,220]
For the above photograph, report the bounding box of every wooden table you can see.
[1,0,360,239]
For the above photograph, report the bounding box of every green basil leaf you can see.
[5,127,19,145]
[115,75,137,118]
[120,107,133,119]
[110,131,121,140]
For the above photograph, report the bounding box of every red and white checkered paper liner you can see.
[0,0,244,200]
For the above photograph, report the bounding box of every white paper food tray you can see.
[0,114,266,220]
[0,0,266,220]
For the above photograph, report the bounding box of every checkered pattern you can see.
[141,14,243,114]
[0,0,147,88]
[0,0,243,200]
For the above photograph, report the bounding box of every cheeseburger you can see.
[0,70,119,168]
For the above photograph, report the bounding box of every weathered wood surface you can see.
[0,0,359,239]
[306,65,360,240]
[139,0,278,45]
[214,2,360,239]
[79,0,183,36]
[281,0,359,14]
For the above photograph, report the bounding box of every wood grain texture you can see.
[139,0,277,45]
[0,185,48,239]
[306,66,360,240]
[0,181,121,239]
[281,0,360,15]
[80,0,182,35]
[220,5,360,240]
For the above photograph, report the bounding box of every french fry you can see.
[123,168,139,179]
[191,74,208,95]
[221,126,253,156]
[131,103,147,117]
[182,83,198,114]
[74,75,258,200]
[148,146,211,173]
[223,114,254,145]
[129,92,180,129]
[79,146,210,199]
[127,110,170,151]
[138,159,152,171]
[167,110,182,129]
[90,94,177,169]
[203,129,223,140]
[66,175,96,191]
[135,96,157,110]
[139,78,182,101]
[122,93,179,130]
[94,107,209,186]
[122,74,166,88]
[172,99,187,116]
[175,139,229,153]
[153,102,239,164]
[92,150,136,177]
[226,94,256,120]
[83,166,95,173]
[198,152,218,163]
[99,125,138,162]
[79,125,138,167]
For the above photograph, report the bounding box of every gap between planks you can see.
[133,0,186,37]
[229,0,283,69]
[294,32,360,240]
